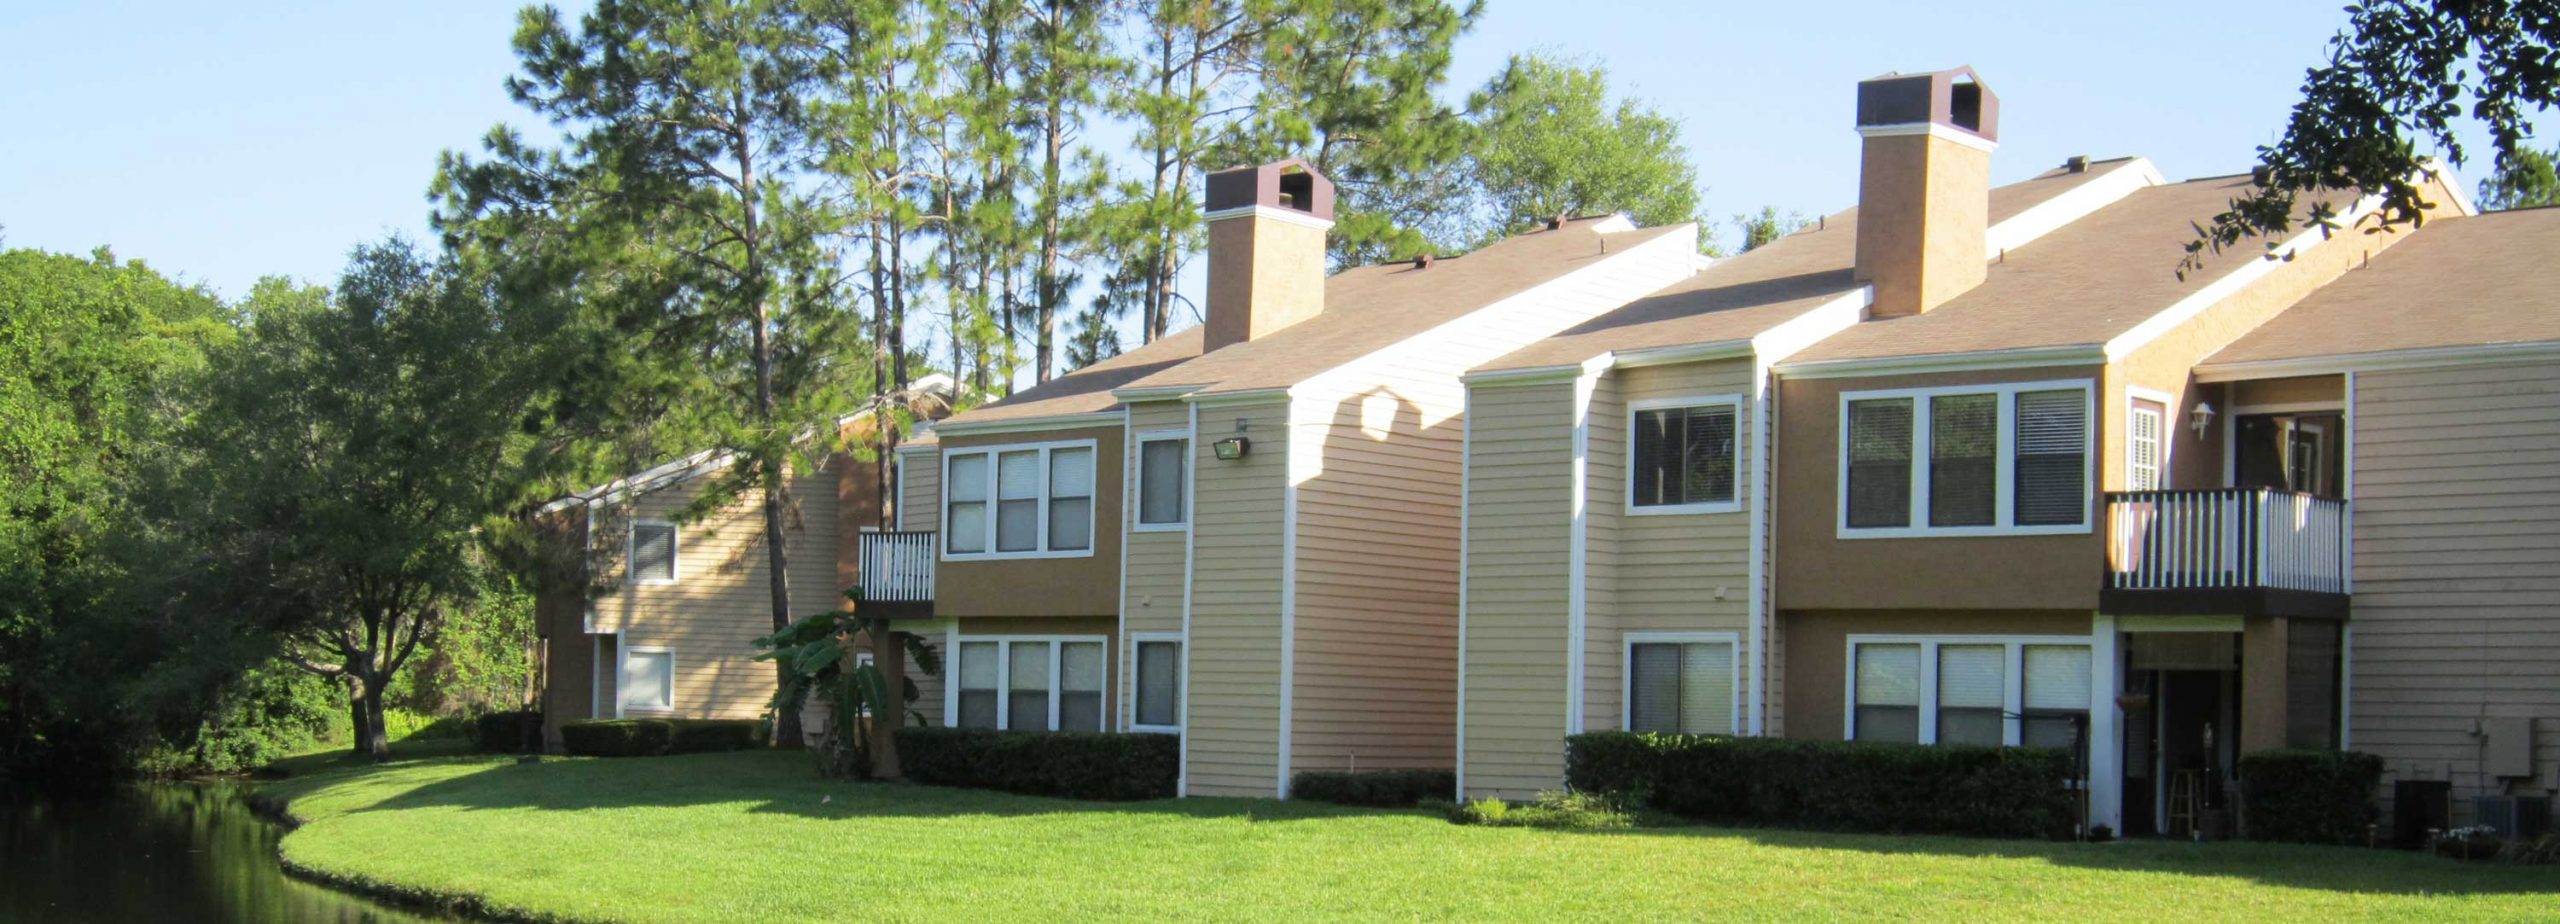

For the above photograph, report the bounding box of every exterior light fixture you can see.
[1212,437,1251,461]
[2189,401,2216,439]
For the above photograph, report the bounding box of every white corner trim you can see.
[1275,397,1311,799]
[928,410,1125,438]
[1857,121,1998,154]
[1455,388,1473,799]
[2104,193,2388,363]
[1564,367,1601,737]
[1619,631,1745,734]
[1202,204,1336,232]
[1176,402,1200,797]
[1114,407,1135,731]
[1986,158,2166,255]
[2192,338,2560,382]
[1746,355,1775,737]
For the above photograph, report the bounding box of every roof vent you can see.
[1412,253,1435,270]
[2065,155,2090,174]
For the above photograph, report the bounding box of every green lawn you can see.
[261,750,2559,923]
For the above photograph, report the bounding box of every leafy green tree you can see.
[1461,53,1705,246]
[2479,145,2560,210]
[441,0,872,746]
[170,240,546,758]
[2191,0,2560,275]
[1062,299,1123,372]
[1100,0,1266,343]
[1731,206,1806,253]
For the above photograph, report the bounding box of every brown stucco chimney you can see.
[1203,160,1334,351]
[1853,67,1999,318]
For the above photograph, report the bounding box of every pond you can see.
[1,779,450,923]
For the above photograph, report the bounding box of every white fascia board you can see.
[2193,339,2560,382]
[1203,204,1336,232]
[1986,158,2166,256]
[928,410,1126,437]
[1775,344,2106,379]
[1112,384,1202,403]
[1185,387,1291,408]
[1857,122,1998,154]
[2103,193,2387,362]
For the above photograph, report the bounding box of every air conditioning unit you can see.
[2472,795,2553,840]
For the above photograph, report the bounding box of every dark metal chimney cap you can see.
[1855,66,1999,143]
[1204,159,1336,221]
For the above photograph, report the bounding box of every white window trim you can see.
[1835,378,2096,539]
[943,634,1111,732]
[1841,634,2092,747]
[618,645,675,716]
[1125,632,1184,734]
[1624,394,1747,516]
[628,518,680,585]
[1620,631,1743,734]
[2126,386,2175,491]
[1130,429,1192,532]
[940,438,1101,561]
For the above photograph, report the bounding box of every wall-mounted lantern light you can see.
[2189,401,2216,439]
[1212,436,1251,461]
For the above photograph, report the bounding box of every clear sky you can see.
[1,1,2526,318]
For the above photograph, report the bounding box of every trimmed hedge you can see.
[560,719,763,757]
[897,728,1176,801]
[2238,749,2384,844]
[471,711,540,754]
[1567,732,2073,839]
[1292,769,1456,807]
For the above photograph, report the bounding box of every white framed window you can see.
[620,646,674,714]
[1623,632,1739,735]
[948,636,1108,732]
[1133,431,1189,530]
[1837,380,2093,537]
[2127,396,2166,492]
[1843,636,2093,752]
[941,439,1097,560]
[629,519,678,584]
[1626,396,1744,515]
[1128,633,1183,733]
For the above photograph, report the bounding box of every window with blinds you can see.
[2022,645,2092,750]
[1133,639,1182,730]
[1059,642,1104,732]
[1627,640,1735,735]
[1936,645,2005,745]
[942,441,1098,558]
[629,522,677,584]
[2014,390,2087,526]
[621,648,673,711]
[2128,401,2165,492]
[1845,398,1914,528]
[1853,643,1921,743]
[1137,438,1187,526]
[1839,382,2090,534]
[956,641,999,729]
[952,637,1110,732]
[1630,403,1739,510]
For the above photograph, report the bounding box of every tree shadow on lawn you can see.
[300,751,2560,899]
[1564,821,2560,899]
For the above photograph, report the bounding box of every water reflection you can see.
[1,780,449,923]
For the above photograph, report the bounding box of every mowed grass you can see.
[263,750,2560,923]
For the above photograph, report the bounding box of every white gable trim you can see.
[2104,193,2388,362]
[1986,159,2166,255]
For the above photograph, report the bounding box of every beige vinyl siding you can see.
[1458,381,1579,799]
[597,462,845,720]
[2348,360,2560,821]
[897,447,938,532]
[1588,361,1758,731]
[1185,399,1290,796]
[1122,401,1191,726]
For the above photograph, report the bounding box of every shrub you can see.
[1565,732,2073,839]
[2499,831,2560,865]
[471,710,540,754]
[2237,749,2383,844]
[666,719,763,754]
[559,719,674,757]
[1291,769,1456,807]
[897,728,1176,800]
[1452,791,1638,830]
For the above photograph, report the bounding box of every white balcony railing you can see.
[2105,489,2349,594]
[857,530,936,603]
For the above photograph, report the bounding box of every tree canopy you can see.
[1461,53,1705,247]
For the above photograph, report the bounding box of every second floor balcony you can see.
[2103,488,2350,618]
[856,530,936,618]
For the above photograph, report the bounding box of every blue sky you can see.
[1,1,2528,342]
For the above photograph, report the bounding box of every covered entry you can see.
[2106,616,2345,838]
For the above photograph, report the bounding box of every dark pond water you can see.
[1,780,450,923]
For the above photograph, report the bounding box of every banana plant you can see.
[753,588,943,777]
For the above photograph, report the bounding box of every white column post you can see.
[2089,613,2124,836]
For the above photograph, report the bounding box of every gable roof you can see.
[2198,206,2560,372]
[1473,158,2149,373]
[1778,172,2368,369]
[927,326,1207,430]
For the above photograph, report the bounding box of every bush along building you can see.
[539,67,2559,841]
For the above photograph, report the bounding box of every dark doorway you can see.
[2233,412,2344,498]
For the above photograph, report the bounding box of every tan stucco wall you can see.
[1781,608,2094,741]
[1773,365,2107,612]
[2350,360,2560,824]
[1855,133,1990,318]
[931,424,1125,619]
[1205,216,1327,351]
